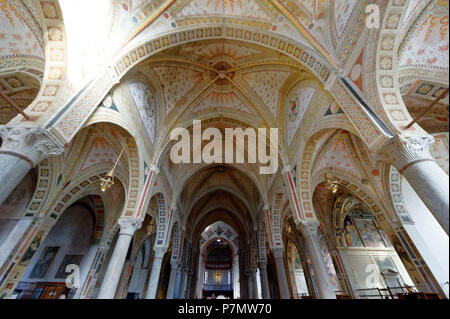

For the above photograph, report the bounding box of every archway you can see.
[282,216,318,299]
[126,235,153,299]
[195,221,240,299]
[266,249,279,299]
[286,240,309,299]
[173,163,263,299]
[202,237,234,299]
[331,193,415,299]
[156,249,172,299]
[13,195,99,299]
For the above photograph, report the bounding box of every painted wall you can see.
[21,202,95,284]
[431,133,449,175]
[338,249,414,297]
[92,231,119,298]
[337,212,415,297]
[0,172,35,244]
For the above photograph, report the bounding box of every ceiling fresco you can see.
[0,72,40,124]
[399,0,449,72]
[0,1,44,59]
[313,132,362,178]
[0,0,44,124]
[136,39,309,126]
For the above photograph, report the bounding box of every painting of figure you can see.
[354,219,386,248]
[304,246,319,297]
[19,231,45,266]
[391,237,415,272]
[318,233,341,291]
[29,246,59,279]
[343,216,364,247]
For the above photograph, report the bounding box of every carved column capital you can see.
[0,126,64,167]
[146,163,160,176]
[271,247,284,259]
[375,135,435,173]
[281,165,291,174]
[258,261,267,270]
[298,221,320,239]
[154,246,168,258]
[171,260,180,269]
[118,218,141,236]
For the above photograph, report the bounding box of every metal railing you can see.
[13,282,74,299]
[355,286,417,299]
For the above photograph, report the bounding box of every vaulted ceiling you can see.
[180,165,260,240]
[0,0,44,124]
[135,39,311,127]
[398,0,449,134]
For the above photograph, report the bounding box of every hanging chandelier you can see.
[325,172,339,194]
[99,144,127,192]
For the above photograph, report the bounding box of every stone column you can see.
[114,259,134,299]
[0,126,64,205]
[74,244,100,298]
[376,135,449,234]
[167,261,179,299]
[233,254,241,299]
[256,269,263,299]
[173,268,183,299]
[251,269,259,299]
[271,248,290,299]
[195,254,204,299]
[186,272,194,298]
[185,245,195,298]
[76,243,107,299]
[145,246,167,299]
[299,222,336,299]
[177,270,187,299]
[258,261,271,299]
[97,218,141,299]
[245,271,252,298]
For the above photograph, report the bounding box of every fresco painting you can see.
[29,247,59,279]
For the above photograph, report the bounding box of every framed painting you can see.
[29,246,60,279]
[343,216,364,247]
[20,231,45,266]
[354,218,386,248]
